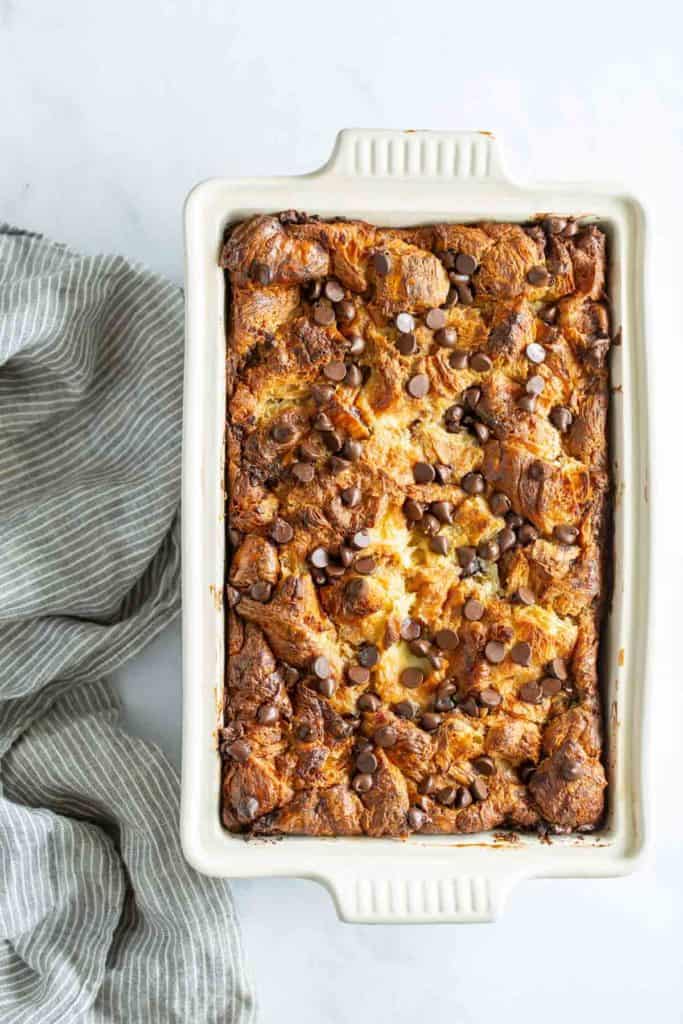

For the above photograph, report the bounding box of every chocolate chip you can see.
[548,658,568,681]
[456,282,474,305]
[312,656,330,680]
[477,538,500,562]
[339,440,360,464]
[348,335,365,356]
[562,220,579,237]
[339,545,354,568]
[226,585,240,608]
[226,739,251,763]
[455,786,473,808]
[396,312,416,334]
[435,327,458,348]
[550,405,573,432]
[357,691,380,711]
[444,287,459,308]
[358,644,379,668]
[518,760,536,783]
[490,492,511,517]
[413,461,435,484]
[403,498,424,522]
[517,523,538,545]
[407,807,427,830]
[435,629,459,651]
[409,639,431,658]
[436,786,457,806]
[526,342,546,364]
[336,300,356,323]
[238,796,260,821]
[559,758,584,781]
[554,524,578,544]
[543,216,567,235]
[514,586,536,606]
[420,712,442,731]
[463,386,482,409]
[308,547,329,569]
[324,279,345,303]
[323,360,347,382]
[539,304,558,325]
[449,350,469,369]
[430,535,449,556]
[517,394,537,413]
[394,700,417,720]
[434,463,453,485]
[356,750,378,773]
[251,261,272,285]
[318,676,336,698]
[326,562,345,579]
[470,352,493,373]
[400,618,422,641]
[270,518,294,545]
[400,667,424,689]
[341,485,361,507]
[510,641,532,666]
[373,252,392,275]
[470,778,489,801]
[283,665,300,686]
[257,703,279,725]
[461,471,485,495]
[271,423,294,444]
[421,514,440,536]
[298,439,319,463]
[350,530,371,549]
[314,300,336,326]
[455,253,477,275]
[484,640,505,664]
[249,581,272,602]
[527,265,550,286]
[329,455,347,473]
[478,687,502,708]
[311,384,334,406]
[344,364,363,388]
[374,725,397,748]
[306,279,322,301]
[519,681,542,703]
[463,598,484,622]
[497,527,516,553]
[396,333,417,355]
[291,461,315,484]
[430,501,454,524]
[473,421,490,443]
[347,665,371,686]
[456,545,476,569]
[472,756,495,776]
[354,556,376,575]
[407,373,430,398]
[541,676,562,697]
[425,308,447,330]
[353,773,374,793]
[526,375,545,396]
[460,696,480,717]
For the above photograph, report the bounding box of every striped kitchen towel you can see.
[0,228,255,1023]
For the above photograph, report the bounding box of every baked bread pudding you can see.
[220,212,611,838]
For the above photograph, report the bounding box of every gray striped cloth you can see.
[0,228,255,1023]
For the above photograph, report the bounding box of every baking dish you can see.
[181,129,651,923]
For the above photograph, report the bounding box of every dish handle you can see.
[323,865,525,924]
[318,128,507,184]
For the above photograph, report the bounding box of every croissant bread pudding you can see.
[220,212,611,838]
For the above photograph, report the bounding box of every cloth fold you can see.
[0,228,255,1023]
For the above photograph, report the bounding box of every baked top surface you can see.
[221,212,610,838]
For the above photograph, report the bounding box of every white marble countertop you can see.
[3,1,681,1020]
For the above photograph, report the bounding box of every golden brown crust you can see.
[221,212,610,838]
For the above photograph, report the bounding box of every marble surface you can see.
[3,1,682,1020]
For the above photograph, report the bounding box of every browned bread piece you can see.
[220,212,610,838]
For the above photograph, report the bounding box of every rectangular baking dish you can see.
[181,129,651,923]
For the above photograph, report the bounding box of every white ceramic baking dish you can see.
[181,129,651,923]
